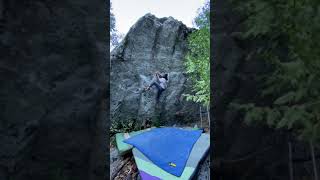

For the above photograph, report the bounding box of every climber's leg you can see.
[151,81,161,89]
[156,88,165,102]
[147,81,161,90]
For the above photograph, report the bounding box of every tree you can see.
[184,0,210,106]
[110,2,116,33]
[231,0,320,179]
[232,0,320,145]
[110,2,121,47]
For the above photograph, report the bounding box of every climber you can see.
[145,71,169,102]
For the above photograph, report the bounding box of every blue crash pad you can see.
[123,127,202,177]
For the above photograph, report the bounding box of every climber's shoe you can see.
[144,86,150,91]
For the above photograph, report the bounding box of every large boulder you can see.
[111,13,198,125]
[0,1,107,180]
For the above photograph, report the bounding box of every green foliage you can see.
[193,1,210,28]
[110,119,137,136]
[233,0,320,143]
[184,0,210,106]
[110,2,122,46]
[150,112,163,127]
[152,116,163,128]
[110,2,116,33]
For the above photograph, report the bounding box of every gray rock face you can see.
[0,1,107,180]
[111,14,197,125]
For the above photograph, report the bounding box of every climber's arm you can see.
[146,72,160,91]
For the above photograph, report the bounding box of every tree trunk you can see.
[288,141,293,180]
[310,140,318,180]
[200,106,203,128]
[206,105,210,128]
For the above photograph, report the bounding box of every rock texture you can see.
[213,0,320,179]
[0,1,107,180]
[111,14,197,125]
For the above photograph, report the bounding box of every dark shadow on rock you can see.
[0,1,107,179]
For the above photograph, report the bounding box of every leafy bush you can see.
[110,119,137,136]
[184,0,210,106]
